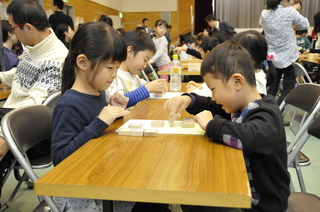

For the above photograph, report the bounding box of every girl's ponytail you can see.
[61,54,76,95]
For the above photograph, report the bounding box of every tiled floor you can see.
[0,104,319,212]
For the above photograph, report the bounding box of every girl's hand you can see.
[98,106,129,125]
[145,79,168,93]
[110,93,129,109]
[164,95,192,117]
[194,110,213,130]
[186,81,202,93]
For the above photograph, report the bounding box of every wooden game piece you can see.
[118,128,131,136]
[151,120,164,127]
[144,129,158,137]
[129,123,143,129]
[168,113,178,125]
[181,119,195,128]
[130,129,144,136]
[154,92,164,97]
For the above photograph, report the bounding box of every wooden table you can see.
[34,95,251,209]
[0,83,11,101]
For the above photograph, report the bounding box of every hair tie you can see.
[266,52,275,61]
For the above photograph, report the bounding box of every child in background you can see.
[187,30,275,96]
[106,30,167,108]
[165,40,290,212]
[0,20,19,71]
[178,35,198,60]
[296,29,311,54]
[149,19,171,81]
[55,24,75,49]
[203,27,212,38]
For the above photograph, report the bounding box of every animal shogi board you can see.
[116,119,205,136]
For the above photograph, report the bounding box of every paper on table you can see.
[149,92,183,99]
[116,119,205,135]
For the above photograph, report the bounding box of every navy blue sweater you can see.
[51,89,108,166]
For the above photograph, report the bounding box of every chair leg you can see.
[0,172,28,212]
[294,156,307,193]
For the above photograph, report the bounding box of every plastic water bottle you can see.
[170,54,181,91]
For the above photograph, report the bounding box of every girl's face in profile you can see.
[90,61,121,91]
[65,26,75,42]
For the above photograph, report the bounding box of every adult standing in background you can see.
[205,14,236,37]
[142,18,153,36]
[49,0,74,32]
[260,0,309,105]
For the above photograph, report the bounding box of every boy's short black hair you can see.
[123,30,156,55]
[201,40,256,87]
[53,0,64,10]
[205,14,218,22]
[142,18,148,23]
[7,0,49,31]
[296,29,308,35]
[200,37,220,52]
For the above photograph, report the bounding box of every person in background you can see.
[0,0,68,205]
[165,40,290,212]
[195,33,205,45]
[0,20,19,71]
[178,35,197,60]
[142,18,153,36]
[135,26,146,33]
[49,0,74,32]
[106,30,167,108]
[296,29,311,54]
[205,14,237,36]
[116,28,125,36]
[149,19,171,81]
[203,27,212,38]
[312,12,320,49]
[55,23,75,49]
[99,15,113,27]
[292,0,302,11]
[165,25,172,52]
[260,0,309,105]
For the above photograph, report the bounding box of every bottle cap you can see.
[173,54,179,60]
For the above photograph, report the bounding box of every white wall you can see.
[89,0,122,11]
[121,0,177,12]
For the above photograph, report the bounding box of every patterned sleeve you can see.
[292,8,310,29]
[0,68,16,86]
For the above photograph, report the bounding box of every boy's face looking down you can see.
[203,72,244,114]
[125,47,154,75]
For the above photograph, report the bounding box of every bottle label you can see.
[173,67,179,74]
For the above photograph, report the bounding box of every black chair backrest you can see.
[308,116,320,139]
[4,105,53,153]
[285,83,320,112]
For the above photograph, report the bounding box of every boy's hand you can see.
[98,106,129,125]
[110,93,129,109]
[145,79,168,93]
[194,110,213,130]
[164,95,192,117]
